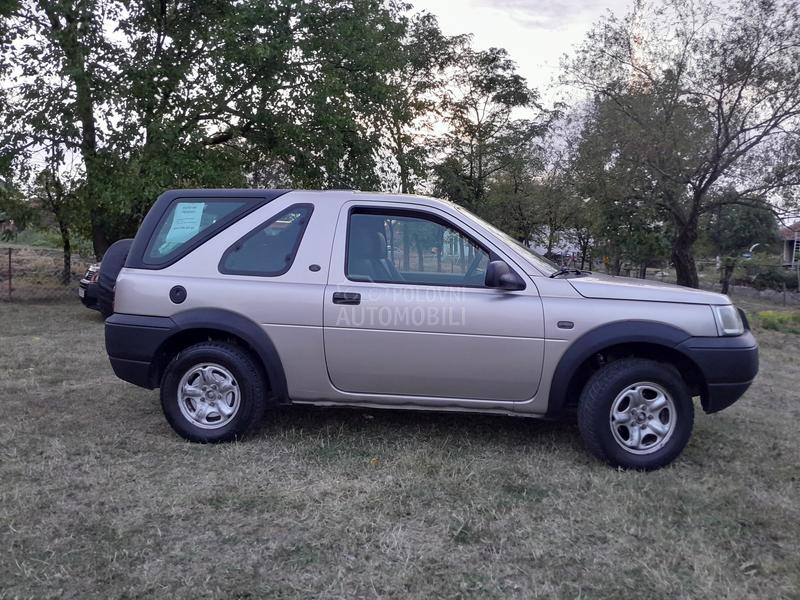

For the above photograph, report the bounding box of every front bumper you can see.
[78,280,99,310]
[677,330,759,413]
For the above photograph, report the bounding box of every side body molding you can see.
[545,320,692,418]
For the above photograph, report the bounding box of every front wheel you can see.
[160,342,268,443]
[577,358,694,470]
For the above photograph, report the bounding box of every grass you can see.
[1,300,799,599]
[757,310,800,334]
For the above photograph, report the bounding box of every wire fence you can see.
[0,243,797,306]
[0,245,93,303]
[596,259,800,306]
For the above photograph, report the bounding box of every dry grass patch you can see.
[1,301,799,599]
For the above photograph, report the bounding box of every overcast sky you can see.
[411,0,634,103]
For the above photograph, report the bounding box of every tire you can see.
[160,342,268,443]
[96,238,133,319]
[577,358,694,470]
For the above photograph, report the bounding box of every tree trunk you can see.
[43,7,104,259]
[387,220,395,264]
[546,233,555,260]
[436,229,443,272]
[415,235,424,271]
[671,245,698,288]
[402,222,410,271]
[612,256,622,276]
[394,120,411,195]
[58,219,71,285]
[671,230,699,288]
[720,260,735,295]
[671,211,700,288]
[92,223,110,260]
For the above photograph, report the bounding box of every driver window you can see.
[347,210,490,286]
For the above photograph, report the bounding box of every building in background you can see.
[781,222,800,268]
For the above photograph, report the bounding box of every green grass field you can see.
[1,300,799,599]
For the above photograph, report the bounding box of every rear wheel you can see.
[160,342,268,443]
[577,358,694,470]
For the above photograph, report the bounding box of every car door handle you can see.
[332,292,361,305]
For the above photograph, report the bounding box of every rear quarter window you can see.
[219,204,313,276]
[145,199,246,264]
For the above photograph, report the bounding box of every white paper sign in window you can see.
[165,202,205,244]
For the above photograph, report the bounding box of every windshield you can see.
[451,204,559,275]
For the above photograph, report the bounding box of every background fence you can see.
[0,246,92,302]
[0,243,797,306]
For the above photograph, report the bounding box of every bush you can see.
[758,311,800,334]
[749,268,799,292]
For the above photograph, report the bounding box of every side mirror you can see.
[485,260,526,291]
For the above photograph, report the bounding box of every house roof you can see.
[780,222,800,240]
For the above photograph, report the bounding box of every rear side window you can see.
[145,199,246,264]
[219,204,313,276]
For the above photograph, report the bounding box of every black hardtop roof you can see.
[158,188,292,201]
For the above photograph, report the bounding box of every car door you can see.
[322,201,545,402]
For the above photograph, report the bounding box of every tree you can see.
[705,198,778,293]
[30,153,81,284]
[0,179,35,242]
[482,168,541,244]
[434,46,546,210]
[573,99,671,275]
[564,0,800,287]
[378,12,459,193]
[0,1,107,255]
[0,0,426,256]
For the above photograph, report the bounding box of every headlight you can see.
[712,305,744,336]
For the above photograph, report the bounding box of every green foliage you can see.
[571,102,670,271]
[1,0,435,255]
[0,178,35,236]
[747,268,799,292]
[379,11,458,193]
[702,201,780,291]
[1,0,797,279]
[705,202,779,258]
[434,46,546,209]
[757,311,800,334]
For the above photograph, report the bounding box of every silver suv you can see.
[105,189,758,469]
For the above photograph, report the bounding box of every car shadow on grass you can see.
[256,403,583,455]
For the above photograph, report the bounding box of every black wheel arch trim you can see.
[167,308,288,400]
[106,308,288,400]
[546,320,694,418]
[546,321,758,418]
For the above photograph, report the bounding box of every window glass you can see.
[452,203,559,274]
[220,204,313,276]
[347,211,490,286]
[146,199,246,263]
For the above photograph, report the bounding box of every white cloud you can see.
[411,0,633,102]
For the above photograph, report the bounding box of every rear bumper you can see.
[105,313,176,389]
[108,356,154,389]
[677,330,758,413]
